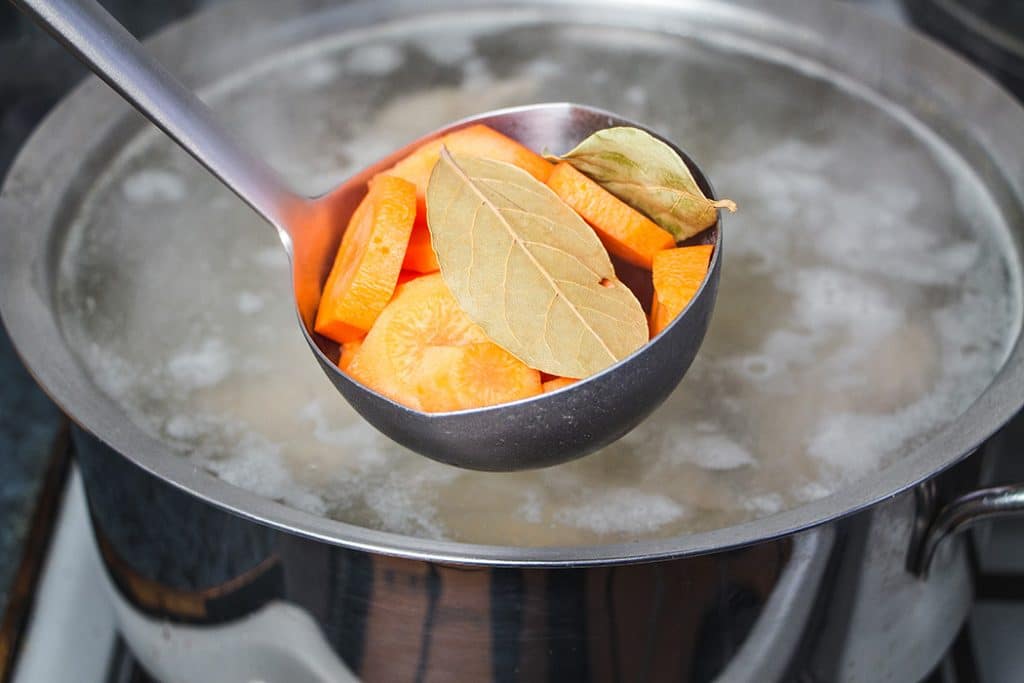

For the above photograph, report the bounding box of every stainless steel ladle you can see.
[13,0,722,471]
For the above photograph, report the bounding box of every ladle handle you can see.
[11,0,306,235]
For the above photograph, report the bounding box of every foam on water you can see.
[669,432,757,471]
[237,292,265,315]
[556,489,688,535]
[121,169,185,203]
[55,17,1019,546]
[202,431,328,517]
[166,338,231,390]
[252,247,288,269]
[345,44,403,75]
[295,59,339,88]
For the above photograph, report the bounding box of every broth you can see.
[57,16,1018,545]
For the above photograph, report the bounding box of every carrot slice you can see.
[395,270,422,287]
[347,273,541,411]
[386,124,552,204]
[650,245,714,337]
[413,343,542,412]
[402,217,439,273]
[338,340,362,372]
[386,125,551,275]
[542,377,576,393]
[314,175,417,344]
[546,162,675,270]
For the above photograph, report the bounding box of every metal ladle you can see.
[13,0,722,471]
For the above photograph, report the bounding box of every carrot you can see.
[385,125,552,275]
[650,245,714,337]
[395,270,422,287]
[314,175,416,343]
[401,217,439,273]
[386,124,553,203]
[338,340,362,372]
[542,377,576,393]
[546,162,675,270]
[347,273,541,411]
[413,343,542,412]
[611,254,655,315]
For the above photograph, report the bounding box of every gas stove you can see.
[2,1,1023,682]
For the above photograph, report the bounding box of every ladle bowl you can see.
[13,0,721,471]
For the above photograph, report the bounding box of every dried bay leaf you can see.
[549,126,736,241]
[426,149,648,379]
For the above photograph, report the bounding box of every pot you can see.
[3,0,1024,680]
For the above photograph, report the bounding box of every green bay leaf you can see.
[426,149,648,379]
[550,126,736,241]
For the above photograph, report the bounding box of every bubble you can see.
[122,169,185,203]
[166,339,231,391]
[345,44,403,75]
[555,489,688,535]
[237,292,265,315]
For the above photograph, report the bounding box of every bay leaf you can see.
[426,149,648,379]
[549,126,736,241]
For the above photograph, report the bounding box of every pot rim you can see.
[3,0,1024,567]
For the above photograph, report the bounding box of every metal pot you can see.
[3,0,1024,680]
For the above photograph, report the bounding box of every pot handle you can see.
[910,483,1024,578]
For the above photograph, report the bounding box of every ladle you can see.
[13,0,722,471]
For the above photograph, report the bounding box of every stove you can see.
[1,1,1023,681]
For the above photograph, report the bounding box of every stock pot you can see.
[3,0,1024,680]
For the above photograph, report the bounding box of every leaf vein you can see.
[441,151,617,362]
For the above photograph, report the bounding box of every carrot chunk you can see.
[401,217,439,273]
[542,377,576,393]
[386,124,551,276]
[314,175,417,343]
[413,343,542,412]
[386,124,552,202]
[546,162,675,270]
[338,340,362,372]
[650,245,714,337]
[347,273,541,411]
[395,270,422,287]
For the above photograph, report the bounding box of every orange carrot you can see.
[650,245,714,336]
[386,125,553,275]
[385,124,552,204]
[546,162,675,270]
[413,343,542,412]
[542,377,576,393]
[395,270,422,287]
[347,273,541,411]
[338,340,362,372]
[401,217,439,273]
[314,175,416,343]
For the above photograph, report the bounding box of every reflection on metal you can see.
[906,478,938,574]
[79,429,803,681]
[911,483,1024,578]
[715,528,833,682]
[112,594,360,683]
[96,529,284,622]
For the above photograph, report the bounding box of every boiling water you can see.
[57,16,1018,545]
